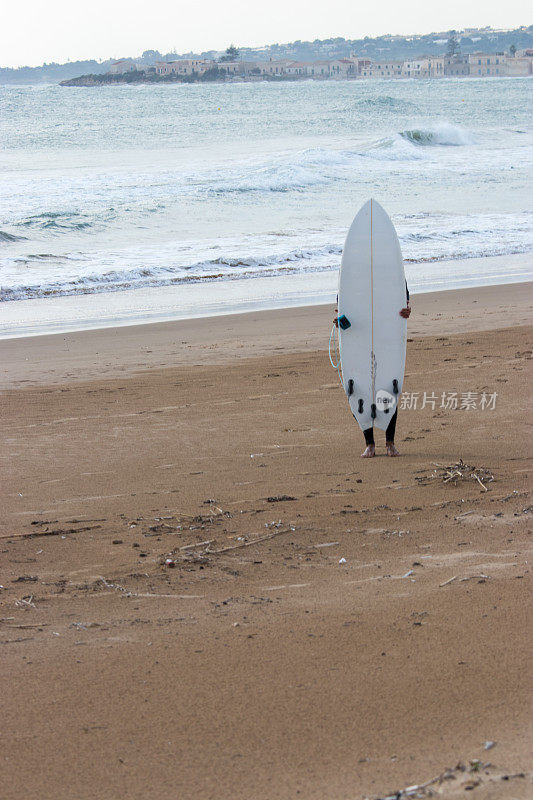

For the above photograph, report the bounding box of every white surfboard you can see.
[338,199,407,432]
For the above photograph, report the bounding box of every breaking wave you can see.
[210,125,475,189]
[2,210,532,302]
[0,244,343,301]
[1,124,477,230]
[399,123,474,146]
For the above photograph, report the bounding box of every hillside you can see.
[1,26,532,84]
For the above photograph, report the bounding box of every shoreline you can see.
[1,252,531,341]
[1,280,531,799]
[2,283,532,391]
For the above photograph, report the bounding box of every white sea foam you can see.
[2,212,531,301]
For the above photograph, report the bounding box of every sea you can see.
[0,78,532,334]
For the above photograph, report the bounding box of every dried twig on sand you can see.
[431,460,494,491]
[163,526,295,566]
[208,528,292,554]
[15,596,36,608]
[0,525,101,541]
[439,576,457,587]
[180,540,215,551]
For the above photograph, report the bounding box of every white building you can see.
[402,58,443,78]
[284,62,310,76]
[328,58,357,78]
[366,60,403,78]
[259,59,294,76]
[108,60,144,75]
[155,59,214,76]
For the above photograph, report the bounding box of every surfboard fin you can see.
[392,379,399,394]
[371,403,377,419]
[347,379,354,396]
[358,398,364,414]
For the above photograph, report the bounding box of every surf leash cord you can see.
[329,324,343,386]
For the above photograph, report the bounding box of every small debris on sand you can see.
[369,760,530,799]
[431,460,494,491]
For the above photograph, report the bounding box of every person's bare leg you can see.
[361,444,376,458]
[386,441,400,457]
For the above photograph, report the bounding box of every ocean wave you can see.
[366,136,426,161]
[208,163,333,193]
[0,243,343,301]
[399,122,474,146]
[13,253,81,265]
[367,123,474,161]
[16,211,106,232]
[356,96,419,111]
[2,217,532,302]
[0,230,28,242]
[210,126,475,189]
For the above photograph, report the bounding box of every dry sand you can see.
[1,283,532,799]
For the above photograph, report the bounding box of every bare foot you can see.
[361,445,375,458]
[386,442,400,457]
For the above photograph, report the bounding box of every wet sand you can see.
[1,283,532,799]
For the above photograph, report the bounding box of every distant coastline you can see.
[59,71,300,86]
[60,50,533,87]
[3,25,531,85]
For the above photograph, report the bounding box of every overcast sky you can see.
[1,0,528,68]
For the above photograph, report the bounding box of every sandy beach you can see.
[1,282,532,799]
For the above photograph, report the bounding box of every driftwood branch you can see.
[207,528,292,554]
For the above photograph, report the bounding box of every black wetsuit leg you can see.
[363,427,375,446]
[363,410,397,447]
[385,409,398,443]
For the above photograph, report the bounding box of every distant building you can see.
[108,60,144,74]
[154,59,214,76]
[505,56,532,76]
[328,58,357,78]
[260,59,294,75]
[364,60,403,78]
[357,59,373,77]
[310,60,334,76]
[444,55,469,76]
[285,62,310,76]
[402,57,444,78]
[122,51,531,82]
[467,52,506,76]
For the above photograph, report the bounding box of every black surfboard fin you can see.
[371,403,377,419]
[347,379,354,396]
[358,398,364,414]
[392,379,399,394]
